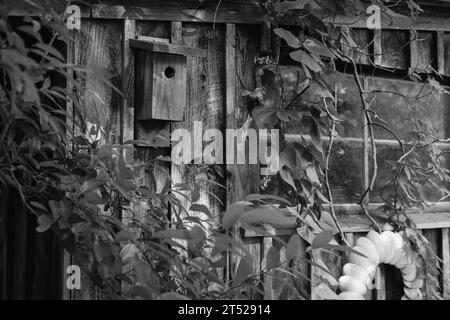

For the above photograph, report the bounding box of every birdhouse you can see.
[130,38,206,121]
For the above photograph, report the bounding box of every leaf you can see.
[36,214,53,232]
[312,283,338,300]
[318,211,339,234]
[323,244,368,259]
[310,120,323,152]
[274,0,310,13]
[280,168,297,190]
[126,285,154,300]
[30,201,48,213]
[33,42,65,61]
[244,193,292,206]
[222,202,247,228]
[297,225,315,244]
[152,229,190,240]
[290,50,322,72]
[305,165,320,186]
[286,234,302,260]
[266,245,280,271]
[240,207,294,227]
[115,230,138,242]
[232,256,252,286]
[240,208,293,226]
[273,28,301,48]
[157,292,190,300]
[191,186,200,203]
[311,229,334,249]
[120,243,139,264]
[276,109,291,122]
[189,203,212,218]
[280,148,297,171]
[303,38,334,58]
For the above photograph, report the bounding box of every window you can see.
[267,65,450,211]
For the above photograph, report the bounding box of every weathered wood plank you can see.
[89,2,450,31]
[380,30,409,69]
[261,236,273,299]
[244,211,450,237]
[92,1,265,24]
[129,39,206,57]
[122,19,135,164]
[410,30,419,68]
[70,18,124,300]
[443,32,450,75]
[63,30,77,301]
[376,264,387,300]
[373,29,382,66]
[170,22,225,240]
[134,21,171,200]
[74,19,123,140]
[437,31,445,75]
[416,31,434,69]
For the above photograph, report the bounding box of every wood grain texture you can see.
[443,32,450,75]
[130,38,206,57]
[87,1,450,31]
[134,21,172,200]
[170,22,225,246]
[70,18,124,300]
[342,28,370,65]
[373,29,382,66]
[380,30,409,69]
[92,0,265,24]
[122,19,136,165]
[442,228,450,298]
[234,23,265,296]
[410,30,418,68]
[74,19,123,141]
[437,31,446,75]
[422,229,441,298]
[416,31,435,69]
[245,211,450,237]
[134,50,186,121]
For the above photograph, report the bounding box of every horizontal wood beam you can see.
[243,204,450,237]
[6,1,450,31]
[285,134,450,150]
[91,3,266,24]
[129,38,206,57]
[245,211,450,237]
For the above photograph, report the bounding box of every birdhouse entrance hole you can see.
[164,66,176,79]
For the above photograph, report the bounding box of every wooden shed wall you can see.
[5,0,450,300]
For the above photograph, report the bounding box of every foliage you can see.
[0,0,448,300]
[249,0,447,299]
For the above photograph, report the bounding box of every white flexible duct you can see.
[337,230,424,300]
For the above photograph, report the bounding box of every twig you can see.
[323,98,349,246]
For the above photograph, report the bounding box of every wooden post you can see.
[225,23,237,285]
[62,28,76,301]
[442,228,450,298]
[373,29,382,66]
[122,19,136,171]
[262,236,274,299]
[376,264,386,300]
[437,31,445,75]
[410,30,418,68]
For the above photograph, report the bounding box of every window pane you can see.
[372,145,450,204]
[371,145,402,203]
[281,70,363,139]
[328,141,364,203]
[369,78,449,140]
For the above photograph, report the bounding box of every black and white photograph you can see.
[1,0,450,305]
